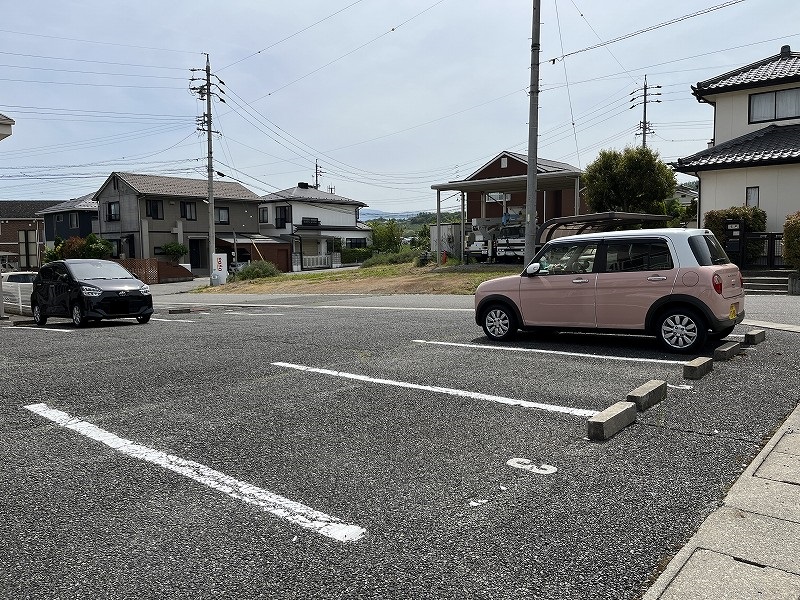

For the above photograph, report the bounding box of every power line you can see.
[546,1,745,63]
[220,0,368,71]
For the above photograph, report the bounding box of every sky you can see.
[1,0,799,215]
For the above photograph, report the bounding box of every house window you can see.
[180,201,197,221]
[69,212,79,229]
[106,201,120,221]
[56,214,64,222]
[746,186,759,207]
[749,87,800,123]
[214,207,230,225]
[486,192,507,203]
[258,207,269,223]
[146,199,164,220]
[276,205,292,228]
[346,238,367,248]
[501,157,508,168]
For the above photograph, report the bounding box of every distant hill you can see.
[360,209,422,221]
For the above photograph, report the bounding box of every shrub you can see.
[45,234,112,261]
[161,241,189,263]
[784,211,800,271]
[231,260,281,281]
[703,206,767,263]
[341,247,373,264]
[360,248,421,268]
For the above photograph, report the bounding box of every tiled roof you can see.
[674,123,800,172]
[115,172,260,201]
[0,200,62,219]
[36,192,97,215]
[0,113,14,125]
[261,183,367,207]
[693,45,800,98]
[506,152,582,175]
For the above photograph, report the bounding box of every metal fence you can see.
[733,232,785,269]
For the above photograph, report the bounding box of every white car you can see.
[1,271,37,284]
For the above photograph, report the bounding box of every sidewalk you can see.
[642,403,800,599]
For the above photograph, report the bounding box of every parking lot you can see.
[2,292,799,599]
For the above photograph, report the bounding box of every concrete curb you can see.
[684,357,713,380]
[627,380,666,411]
[587,401,637,441]
[745,329,766,344]
[713,341,742,361]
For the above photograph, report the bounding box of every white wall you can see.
[700,164,800,231]
[707,85,800,145]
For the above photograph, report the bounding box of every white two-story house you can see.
[675,44,800,232]
[259,182,372,270]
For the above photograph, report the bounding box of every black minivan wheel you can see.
[32,304,47,327]
[481,303,518,341]
[71,303,87,328]
[657,307,707,353]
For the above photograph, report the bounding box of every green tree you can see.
[583,146,677,214]
[369,219,403,252]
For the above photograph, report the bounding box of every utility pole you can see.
[190,54,226,285]
[314,160,325,189]
[630,75,661,148]
[524,0,542,265]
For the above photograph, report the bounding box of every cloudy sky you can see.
[1,0,799,213]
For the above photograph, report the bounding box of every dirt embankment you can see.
[201,264,520,295]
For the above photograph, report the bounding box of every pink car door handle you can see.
[572,278,589,284]
[647,275,668,281]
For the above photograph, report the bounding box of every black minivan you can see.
[31,259,154,327]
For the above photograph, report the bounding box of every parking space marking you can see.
[24,403,366,543]
[150,317,196,323]
[9,326,73,333]
[272,362,598,418]
[223,311,285,317]
[412,340,688,365]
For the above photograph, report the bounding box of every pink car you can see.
[474,228,744,353]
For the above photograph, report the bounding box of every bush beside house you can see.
[784,211,800,295]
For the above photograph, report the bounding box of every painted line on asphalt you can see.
[24,403,366,543]
[150,317,196,323]
[412,339,687,365]
[742,319,800,333]
[223,311,286,317]
[272,362,598,418]
[10,326,74,333]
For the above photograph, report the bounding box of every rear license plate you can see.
[729,304,737,320]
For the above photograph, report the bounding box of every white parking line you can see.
[10,326,73,333]
[223,311,285,317]
[150,317,196,323]
[24,403,366,543]
[272,362,598,418]
[412,339,687,365]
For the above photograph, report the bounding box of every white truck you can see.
[466,213,527,262]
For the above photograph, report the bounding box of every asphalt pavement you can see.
[149,280,800,599]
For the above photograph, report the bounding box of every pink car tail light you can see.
[712,273,723,295]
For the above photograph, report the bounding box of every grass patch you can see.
[199,262,522,295]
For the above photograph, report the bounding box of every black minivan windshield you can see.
[688,234,731,266]
[67,261,135,281]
